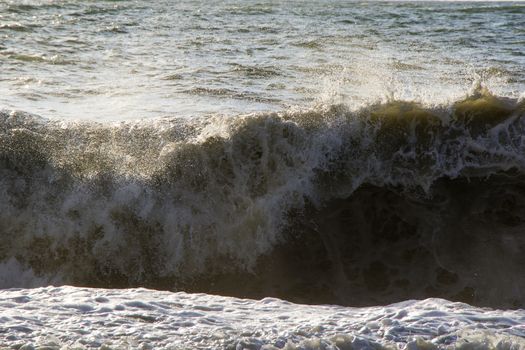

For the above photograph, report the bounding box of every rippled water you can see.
[1,0,524,120]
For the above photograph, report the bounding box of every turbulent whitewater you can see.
[1,87,525,310]
[1,286,525,349]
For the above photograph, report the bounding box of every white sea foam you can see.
[0,286,524,349]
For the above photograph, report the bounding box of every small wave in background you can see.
[0,0,524,120]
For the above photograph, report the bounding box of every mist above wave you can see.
[1,87,525,308]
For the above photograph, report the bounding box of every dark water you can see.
[1,88,525,309]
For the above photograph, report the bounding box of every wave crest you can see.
[1,88,525,307]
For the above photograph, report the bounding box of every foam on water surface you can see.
[0,286,524,349]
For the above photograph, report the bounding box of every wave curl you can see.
[1,87,525,308]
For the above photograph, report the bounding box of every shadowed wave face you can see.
[1,88,525,309]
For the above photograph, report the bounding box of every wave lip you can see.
[1,88,525,308]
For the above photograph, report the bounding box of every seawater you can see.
[1,0,524,119]
[1,1,525,349]
[1,286,525,349]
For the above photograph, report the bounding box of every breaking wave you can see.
[1,86,525,308]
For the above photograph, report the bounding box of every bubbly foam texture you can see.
[1,87,525,307]
[0,286,524,350]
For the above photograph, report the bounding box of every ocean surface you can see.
[1,0,525,349]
